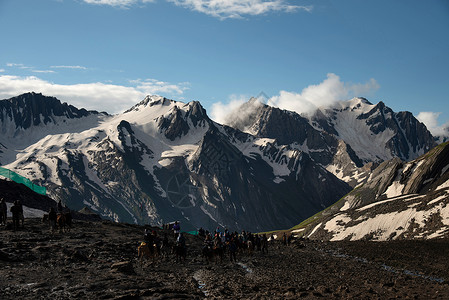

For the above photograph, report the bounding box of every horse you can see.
[172,243,187,263]
[212,240,225,263]
[56,212,72,233]
[56,214,67,233]
[64,212,72,228]
[137,242,159,263]
[202,245,213,263]
[159,242,170,261]
[202,243,225,264]
[247,240,254,256]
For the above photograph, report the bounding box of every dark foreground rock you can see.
[1,219,449,299]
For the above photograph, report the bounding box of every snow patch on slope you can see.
[332,110,395,162]
[323,191,449,241]
[6,202,46,218]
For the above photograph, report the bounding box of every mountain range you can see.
[0,92,441,232]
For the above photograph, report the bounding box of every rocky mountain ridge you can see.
[228,97,436,188]
[0,93,352,232]
[298,142,449,241]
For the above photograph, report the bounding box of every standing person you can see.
[172,221,180,238]
[287,233,293,246]
[17,200,24,228]
[57,200,63,214]
[175,232,187,263]
[198,227,205,237]
[0,198,7,226]
[48,207,57,233]
[255,234,261,251]
[177,232,186,248]
[229,238,237,263]
[261,234,268,254]
[163,233,169,248]
[10,201,21,231]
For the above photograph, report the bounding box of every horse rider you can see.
[144,229,153,245]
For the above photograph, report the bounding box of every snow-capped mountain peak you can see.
[0,92,439,233]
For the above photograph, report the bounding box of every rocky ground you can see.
[1,218,449,299]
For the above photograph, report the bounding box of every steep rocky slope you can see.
[299,142,449,241]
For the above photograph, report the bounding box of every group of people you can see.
[140,226,187,263]
[0,198,24,231]
[200,227,271,263]
[282,232,294,246]
[48,200,71,232]
[0,197,71,233]
[144,222,276,264]
[144,229,170,251]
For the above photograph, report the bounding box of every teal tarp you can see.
[0,167,46,195]
[182,230,199,236]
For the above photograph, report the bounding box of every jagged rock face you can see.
[185,126,351,231]
[302,142,449,241]
[229,102,340,167]
[0,92,100,130]
[356,102,436,161]
[154,100,211,141]
[401,142,449,194]
[0,93,351,232]
[157,106,191,141]
[339,141,449,209]
[325,140,371,187]
[326,99,436,162]
[228,97,436,190]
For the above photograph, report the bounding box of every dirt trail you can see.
[1,219,449,299]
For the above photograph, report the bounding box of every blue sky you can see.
[0,0,448,135]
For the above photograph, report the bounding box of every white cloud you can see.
[130,78,190,96]
[7,63,88,71]
[210,94,252,124]
[82,0,311,18]
[83,0,155,7]
[31,70,56,74]
[0,75,189,114]
[417,112,449,138]
[268,73,380,116]
[50,65,88,70]
[210,73,380,126]
[167,0,311,19]
[0,69,5,72]
[6,63,31,69]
